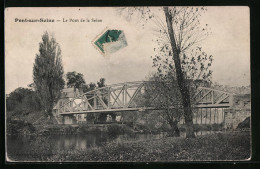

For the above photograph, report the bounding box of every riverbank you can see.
[6,120,135,136]
[6,111,228,136]
[7,118,225,136]
[7,131,250,161]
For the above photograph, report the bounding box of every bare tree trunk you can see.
[166,96,180,137]
[168,120,180,137]
[163,7,195,138]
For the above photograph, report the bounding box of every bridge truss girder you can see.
[57,82,235,115]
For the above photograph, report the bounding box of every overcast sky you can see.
[5,7,250,94]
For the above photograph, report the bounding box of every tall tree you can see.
[119,7,212,138]
[66,71,86,92]
[33,32,65,118]
[162,7,211,137]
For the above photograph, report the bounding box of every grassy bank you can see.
[8,131,250,161]
[51,131,250,161]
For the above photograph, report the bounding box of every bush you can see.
[6,119,35,135]
[134,123,151,133]
[191,124,223,132]
[211,123,223,131]
[77,124,102,134]
[63,125,77,134]
[35,124,79,135]
[6,87,41,115]
[107,124,133,137]
[237,117,250,129]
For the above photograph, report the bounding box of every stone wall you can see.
[224,94,251,129]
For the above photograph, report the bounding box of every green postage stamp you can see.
[92,28,128,55]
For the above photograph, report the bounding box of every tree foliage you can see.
[66,71,86,90]
[153,46,213,94]
[6,87,41,116]
[82,78,106,93]
[33,32,65,116]
[97,78,106,88]
[83,82,97,93]
[152,7,213,85]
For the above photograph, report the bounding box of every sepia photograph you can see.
[5,7,250,162]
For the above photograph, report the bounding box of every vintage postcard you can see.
[5,7,250,162]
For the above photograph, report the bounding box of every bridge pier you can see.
[62,114,76,124]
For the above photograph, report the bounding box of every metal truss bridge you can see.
[56,81,234,116]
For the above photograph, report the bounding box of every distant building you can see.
[53,88,86,124]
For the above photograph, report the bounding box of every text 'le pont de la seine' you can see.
[14,18,102,23]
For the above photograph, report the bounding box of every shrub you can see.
[237,117,250,129]
[77,124,89,133]
[6,87,41,115]
[6,119,35,135]
[107,124,133,137]
[134,123,151,133]
[58,125,78,134]
[191,124,223,132]
[211,123,223,131]
[77,124,102,134]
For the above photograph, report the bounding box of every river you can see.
[6,131,218,161]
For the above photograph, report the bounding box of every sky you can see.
[5,7,250,94]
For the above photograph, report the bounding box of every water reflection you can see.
[7,130,220,158]
[49,134,110,150]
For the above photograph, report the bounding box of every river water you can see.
[6,131,217,160]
